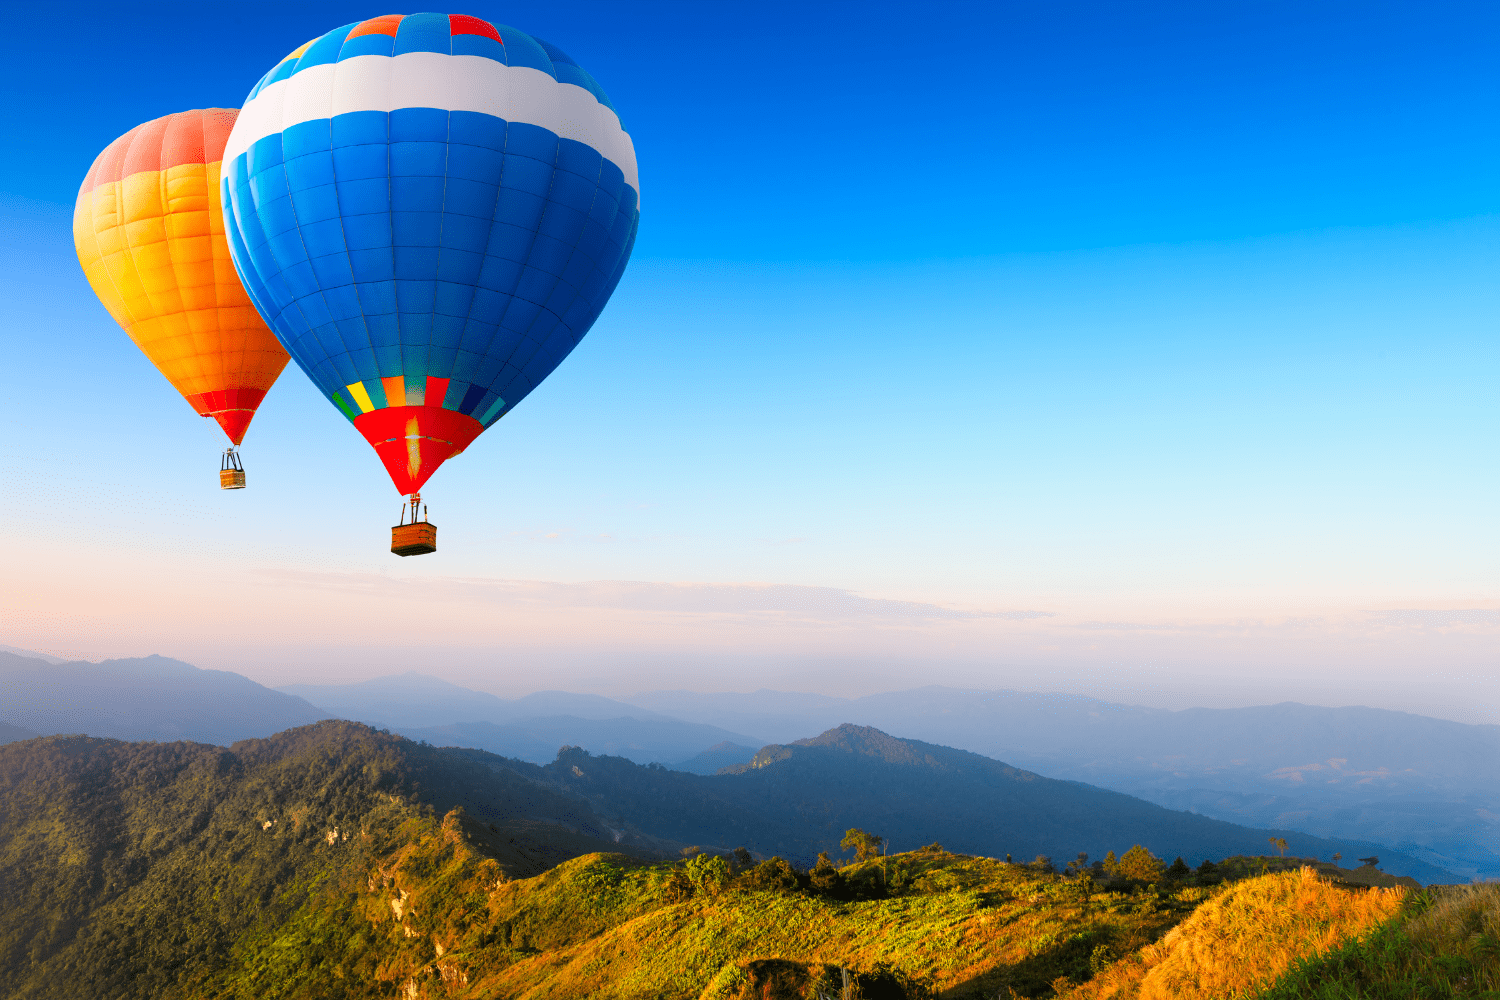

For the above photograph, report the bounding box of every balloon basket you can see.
[391,494,436,556]
[220,448,246,489]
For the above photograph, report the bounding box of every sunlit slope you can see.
[1065,867,1406,998]
[1253,882,1500,1000]
[202,828,1211,999]
[1064,869,1499,1000]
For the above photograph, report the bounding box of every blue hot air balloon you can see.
[221,13,638,551]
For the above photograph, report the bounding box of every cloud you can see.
[1362,609,1500,629]
[252,570,1054,626]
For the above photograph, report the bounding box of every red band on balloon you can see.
[354,405,485,495]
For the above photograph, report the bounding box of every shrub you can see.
[740,856,803,894]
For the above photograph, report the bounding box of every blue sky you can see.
[1,2,1495,718]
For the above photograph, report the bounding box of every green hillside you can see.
[0,722,651,999]
[0,721,1481,1000]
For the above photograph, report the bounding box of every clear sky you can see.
[1,1,1495,721]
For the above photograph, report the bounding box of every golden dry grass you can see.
[1065,867,1407,1000]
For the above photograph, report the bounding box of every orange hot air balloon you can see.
[73,109,290,488]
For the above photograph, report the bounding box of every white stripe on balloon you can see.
[225,52,639,198]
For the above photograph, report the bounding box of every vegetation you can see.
[1060,866,1408,999]
[0,723,650,999]
[472,726,1439,877]
[1253,882,1500,999]
[196,835,1213,998]
[0,721,1475,1000]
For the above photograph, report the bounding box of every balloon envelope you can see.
[74,109,292,445]
[221,13,640,494]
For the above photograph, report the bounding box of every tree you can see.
[841,827,884,862]
[742,856,802,893]
[732,846,754,872]
[1196,858,1218,877]
[1101,850,1119,877]
[1115,845,1163,882]
[1031,855,1056,875]
[1066,852,1090,876]
[810,852,844,897]
[685,852,729,896]
[1268,837,1288,858]
[1167,856,1191,879]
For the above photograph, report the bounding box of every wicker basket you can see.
[391,521,437,556]
[220,469,246,489]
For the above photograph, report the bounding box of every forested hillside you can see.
[0,722,656,999]
[471,724,1451,881]
[0,721,1482,999]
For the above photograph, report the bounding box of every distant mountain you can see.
[0,721,39,744]
[457,724,1454,883]
[623,686,1500,877]
[674,740,759,775]
[280,672,694,730]
[0,644,67,665]
[399,716,765,766]
[0,651,329,745]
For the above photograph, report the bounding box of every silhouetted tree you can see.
[742,856,803,893]
[1066,852,1089,876]
[732,846,754,872]
[841,827,884,862]
[810,852,845,897]
[1167,856,1191,878]
[1268,837,1288,858]
[1030,855,1055,875]
[1196,858,1218,877]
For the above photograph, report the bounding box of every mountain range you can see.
[618,686,1500,878]
[281,672,765,765]
[0,650,328,745]
[8,719,1438,1000]
[2,647,1493,877]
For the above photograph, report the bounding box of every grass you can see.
[1251,882,1500,999]
[202,817,1210,999]
[1062,867,1408,1000]
[194,806,1474,1000]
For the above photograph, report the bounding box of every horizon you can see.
[2,1,1496,727]
[6,643,1495,730]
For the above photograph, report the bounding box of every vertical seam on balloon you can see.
[278,54,350,406]
[492,138,580,399]
[83,136,143,336]
[482,45,562,391]
[383,54,400,387]
[119,126,180,383]
[160,113,209,399]
[496,140,603,419]
[322,38,367,396]
[421,27,457,403]
[262,56,329,405]
[452,30,516,411]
